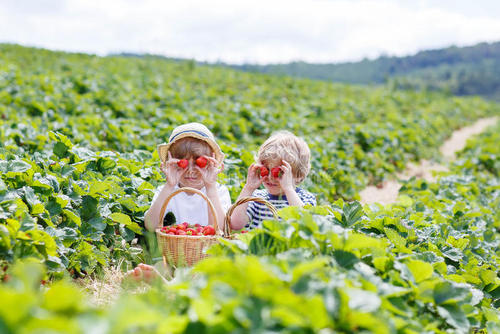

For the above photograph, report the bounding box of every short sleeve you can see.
[145,186,164,219]
[151,186,161,203]
[217,184,232,213]
[246,200,256,222]
[245,189,267,224]
[301,190,317,206]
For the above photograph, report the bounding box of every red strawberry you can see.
[202,225,216,236]
[167,232,175,235]
[176,223,188,230]
[194,223,201,228]
[271,167,282,178]
[260,167,269,177]
[241,230,248,234]
[177,230,187,235]
[177,159,188,168]
[196,156,208,168]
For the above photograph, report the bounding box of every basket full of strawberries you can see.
[155,187,229,267]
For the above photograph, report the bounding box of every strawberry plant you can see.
[0,44,499,333]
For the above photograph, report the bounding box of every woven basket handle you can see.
[223,196,279,234]
[158,187,219,231]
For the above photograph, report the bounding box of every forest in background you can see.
[228,41,500,101]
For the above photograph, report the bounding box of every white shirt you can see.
[151,183,231,226]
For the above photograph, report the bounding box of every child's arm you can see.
[144,183,175,232]
[144,154,185,232]
[280,160,305,207]
[230,164,262,230]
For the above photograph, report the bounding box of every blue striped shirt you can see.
[245,187,316,229]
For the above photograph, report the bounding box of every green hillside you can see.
[230,41,500,101]
[0,44,499,333]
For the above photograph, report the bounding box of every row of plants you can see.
[1,43,499,200]
[0,123,498,333]
[1,44,499,276]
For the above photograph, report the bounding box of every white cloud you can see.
[0,0,499,64]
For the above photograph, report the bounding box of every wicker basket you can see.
[155,187,229,267]
[224,196,279,232]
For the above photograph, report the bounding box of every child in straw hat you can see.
[128,122,230,281]
[145,122,230,232]
[230,130,316,231]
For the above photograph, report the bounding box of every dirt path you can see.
[359,116,499,205]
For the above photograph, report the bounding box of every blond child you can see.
[230,131,316,230]
[129,122,230,281]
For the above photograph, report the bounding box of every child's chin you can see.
[263,184,282,196]
[181,179,203,189]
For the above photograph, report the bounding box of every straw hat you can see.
[157,123,224,163]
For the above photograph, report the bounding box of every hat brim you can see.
[157,132,224,163]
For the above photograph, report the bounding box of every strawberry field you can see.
[0,44,499,333]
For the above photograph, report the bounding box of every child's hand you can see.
[162,152,186,187]
[278,160,294,192]
[245,163,263,190]
[196,154,223,188]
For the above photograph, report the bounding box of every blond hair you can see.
[169,137,213,159]
[257,131,311,183]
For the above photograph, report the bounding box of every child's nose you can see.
[187,159,195,169]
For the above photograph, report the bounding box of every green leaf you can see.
[436,304,469,330]
[89,181,110,195]
[109,212,142,234]
[0,159,32,174]
[344,232,384,251]
[63,209,81,227]
[80,195,98,221]
[433,282,470,305]
[53,142,69,158]
[346,288,381,312]
[333,250,359,268]
[384,227,411,253]
[406,259,433,283]
[43,281,86,313]
[480,269,498,285]
[342,201,364,227]
[398,195,413,207]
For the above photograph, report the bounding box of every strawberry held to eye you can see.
[177,159,188,168]
[259,166,269,177]
[271,167,282,178]
[196,156,208,168]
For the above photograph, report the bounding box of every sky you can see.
[1,0,500,64]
